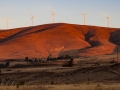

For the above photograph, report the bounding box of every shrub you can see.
[47,56,50,61]
[68,57,74,67]
[16,84,19,89]
[62,57,74,67]
[0,63,5,68]
[0,69,1,74]
[110,60,117,64]
[4,61,10,68]
[25,57,29,61]
[19,81,25,85]
[50,81,54,84]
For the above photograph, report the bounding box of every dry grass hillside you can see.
[0,23,119,59]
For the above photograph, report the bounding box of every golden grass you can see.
[0,84,120,90]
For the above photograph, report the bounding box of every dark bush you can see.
[0,69,1,74]
[50,81,54,84]
[109,60,117,64]
[25,57,28,61]
[47,56,50,61]
[19,81,25,85]
[4,61,10,68]
[68,57,74,67]
[0,63,5,68]
[63,57,74,67]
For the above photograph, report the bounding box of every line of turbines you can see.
[3,11,112,29]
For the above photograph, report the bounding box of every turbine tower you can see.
[4,18,10,29]
[105,14,112,27]
[30,14,36,26]
[81,12,88,25]
[51,10,56,23]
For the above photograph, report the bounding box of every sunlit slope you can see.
[0,23,119,59]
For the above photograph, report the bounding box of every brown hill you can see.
[0,23,119,59]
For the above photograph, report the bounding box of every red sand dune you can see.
[0,23,119,59]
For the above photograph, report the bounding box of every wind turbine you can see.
[80,12,88,25]
[51,10,57,23]
[105,14,112,27]
[30,14,36,26]
[4,18,10,29]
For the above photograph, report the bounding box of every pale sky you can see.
[0,0,120,29]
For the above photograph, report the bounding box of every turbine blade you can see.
[30,14,33,17]
[80,13,84,15]
[54,13,57,16]
[104,13,108,17]
[104,13,113,18]
[80,12,88,15]
[32,16,36,18]
[52,10,54,13]
[85,12,88,14]
[4,18,10,20]
[51,15,53,17]
[109,16,113,18]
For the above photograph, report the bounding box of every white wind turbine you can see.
[80,12,88,25]
[30,14,36,26]
[4,18,10,29]
[51,10,57,23]
[105,14,112,27]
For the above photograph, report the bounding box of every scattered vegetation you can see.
[0,61,10,68]
[0,78,14,86]
[47,55,71,61]
[25,57,29,61]
[62,56,74,67]
[0,68,1,74]
[50,81,54,84]
[0,84,119,90]
[0,61,10,75]
[109,60,117,64]
[16,84,19,89]
[68,57,74,67]
[4,61,10,67]
[19,81,25,85]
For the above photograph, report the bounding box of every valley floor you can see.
[0,54,120,90]
[0,84,120,90]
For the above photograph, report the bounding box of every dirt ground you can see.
[0,54,120,85]
[1,84,120,90]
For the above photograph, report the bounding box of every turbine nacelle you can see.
[80,12,88,15]
[30,14,36,26]
[105,13,113,20]
[4,18,10,21]
[51,10,57,23]
[104,13,113,27]
[51,10,57,16]
[80,12,89,25]
[30,14,36,19]
[4,18,10,29]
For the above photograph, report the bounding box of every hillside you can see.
[0,23,119,59]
